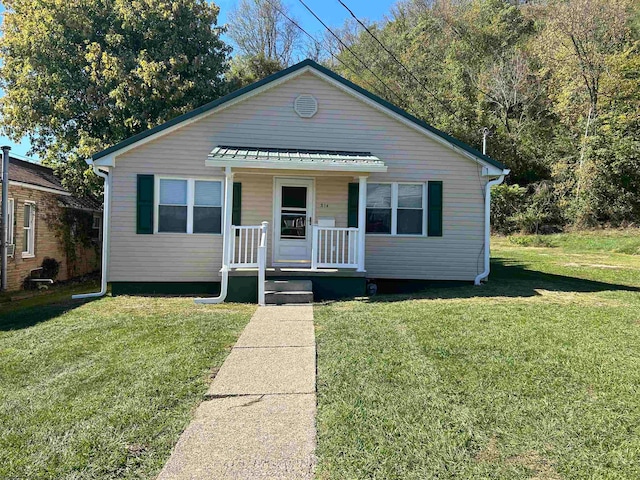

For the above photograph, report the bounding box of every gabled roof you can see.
[2,157,101,210]
[207,146,387,172]
[92,59,507,171]
[4,157,67,193]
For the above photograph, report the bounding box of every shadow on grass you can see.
[366,257,640,303]
[0,298,99,332]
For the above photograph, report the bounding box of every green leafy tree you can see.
[333,0,552,185]
[0,0,231,195]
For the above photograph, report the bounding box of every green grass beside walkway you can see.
[0,295,254,479]
[315,233,640,479]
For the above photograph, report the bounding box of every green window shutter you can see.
[348,183,359,228]
[232,182,241,235]
[428,181,443,237]
[136,174,154,234]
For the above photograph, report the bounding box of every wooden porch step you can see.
[265,291,314,305]
[265,279,312,292]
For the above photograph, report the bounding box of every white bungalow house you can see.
[75,59,509,304]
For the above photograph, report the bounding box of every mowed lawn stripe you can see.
[315,235,640,479]
[0,296,255,479]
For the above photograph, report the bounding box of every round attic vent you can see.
[294,94,318,118]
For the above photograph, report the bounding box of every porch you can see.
[208,146,387,304]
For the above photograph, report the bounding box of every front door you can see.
[273,178,314,265]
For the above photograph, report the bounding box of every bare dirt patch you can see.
[475,435,500,463]
[507,451,561,480]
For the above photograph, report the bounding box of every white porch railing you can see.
[311,226,359,269]
[230,225,262,267]
[230,223,268,305]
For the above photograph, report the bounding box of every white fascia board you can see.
[205,158,388,173]
[94,67,314,166]
[481,166,510,177]
[6,180,72,196]
[307,69,500,172]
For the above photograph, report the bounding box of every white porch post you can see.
[222,166,235,269]
[311,225,319,270]
[357,175,367,272]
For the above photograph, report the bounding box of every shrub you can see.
[491,183,527,234]
[508,181,566,234]
[41,257,61,281]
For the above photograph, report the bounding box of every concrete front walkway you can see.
[157,305,316,479]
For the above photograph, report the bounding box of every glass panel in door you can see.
[280,186,307,239]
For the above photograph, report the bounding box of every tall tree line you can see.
[326,0,639,231]
[1,0,638,232]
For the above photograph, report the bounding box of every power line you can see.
[261,0,386,98]
[336,0,456,116]
[296,0,409,108]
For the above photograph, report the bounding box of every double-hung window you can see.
[397,184,424,235]
[366,184,392,234]
[7,198,14,248]
[193,180,222,233]
[366,183,425,236]
[159,179,188,232]
[157,178,222,234]
[22,202,35,257]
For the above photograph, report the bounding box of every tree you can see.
[226,54,285,90]
[227,0,302,68]
[532,0,634,224]
[0,0,230,195]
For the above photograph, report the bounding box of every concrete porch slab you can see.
[235,321,315,348]
[156,393,316,480]
[208,346,316,395]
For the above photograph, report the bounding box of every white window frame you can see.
[154,176,224,235]
[365,182,427,237]
[7,198,15,248]
[22,201,36,258]
[92,213,101,230]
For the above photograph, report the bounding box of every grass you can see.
[507,228,640,255]
[315,231,640,479]
[0,278,101,313]
[0,295,255,479]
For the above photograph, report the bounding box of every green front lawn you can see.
[315,233,640,479]
[0,296,254,479]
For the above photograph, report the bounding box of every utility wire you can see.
[336,0,456,116]
[296,0,409,108]
[261,0,386,98]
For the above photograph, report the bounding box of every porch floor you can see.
[228,267,365,278]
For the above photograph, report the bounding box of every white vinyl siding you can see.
[109,71,486,282]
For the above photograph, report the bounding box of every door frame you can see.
[272,176,316,266]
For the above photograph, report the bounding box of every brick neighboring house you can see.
[1,157,101,292]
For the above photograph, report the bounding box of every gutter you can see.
[194,166,234,304]
[72,162,110,299]
[474,170,509,285]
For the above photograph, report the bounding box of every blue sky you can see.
[0,0,397,160]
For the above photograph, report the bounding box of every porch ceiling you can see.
[206,145,387,173]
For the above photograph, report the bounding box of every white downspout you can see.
[195,166,234,304]
[73,163,111,299]
[474,172,507,286]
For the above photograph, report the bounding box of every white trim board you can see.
[4,180,71,196]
